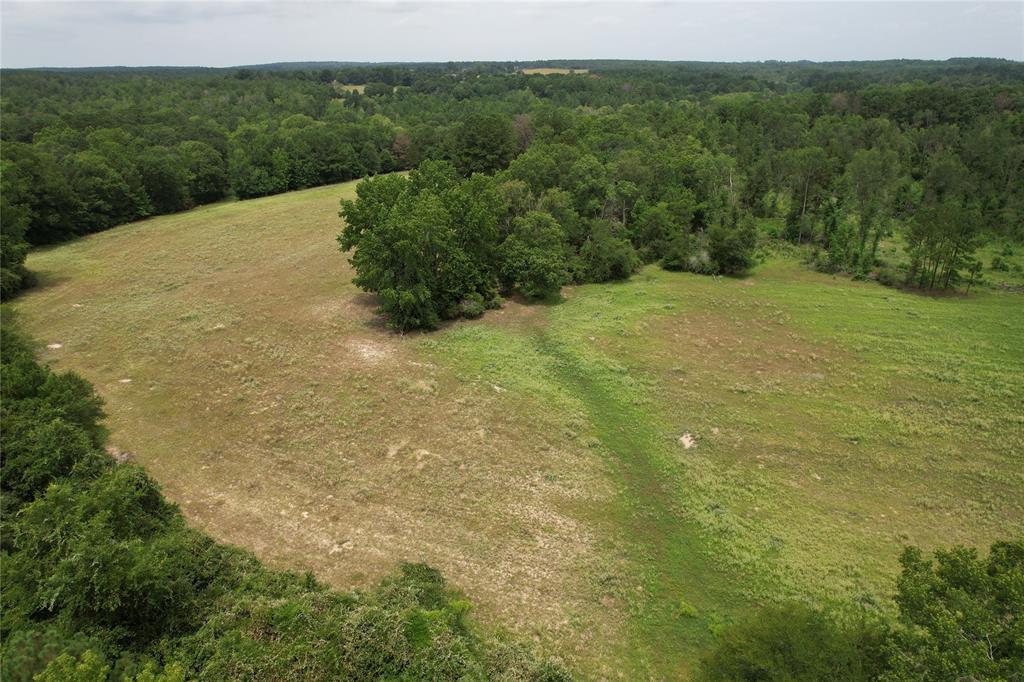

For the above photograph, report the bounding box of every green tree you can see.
[780,146,830,243]
[137,147,191,214]
[63,152,145,233]
[883,541,1024,681]
[843,148,900,270]
[631,202,677,263]
[450,113,516,176]
[177,141,229,204]
[905,198,982,290]
[707,215,757,275]
[339,162,500,330]
[499,211,569,299]
[0,160,33,297]
[580,219,640,282]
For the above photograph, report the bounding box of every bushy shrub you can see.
[661,233,695,272]
[661,233,716,274]
[874,263,901,287]
[458,293,487,319]
[990,255,1010,271]
[707,217,757,275]
[581,220,640,282]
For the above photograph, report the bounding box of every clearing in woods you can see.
[521,67,590,75]
[16,179,1024,678]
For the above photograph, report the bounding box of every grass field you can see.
[16,181,1024,679]
[332,82,366,93]
[522,68,590,75]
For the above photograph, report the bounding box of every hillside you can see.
[15,181,1024,678]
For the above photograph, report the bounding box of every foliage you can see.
[3,60,1022,297]
[707,216,757,275]
[499,211,570,299]
[339,161,502,330]
[699,540,1024,682]
[451,112,517,176]
[0,160,33,297]
[882,541,1024,681]
[579,220,641,282]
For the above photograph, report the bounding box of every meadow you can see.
[16,181,1024,679]
[521,68,589,75]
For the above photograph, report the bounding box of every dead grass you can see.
[521,68,589,76]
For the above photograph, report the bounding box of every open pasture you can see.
[522,67,590,75]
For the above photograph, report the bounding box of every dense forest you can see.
[3,59,1023,309]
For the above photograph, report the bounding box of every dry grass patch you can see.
[522,68,590,76]
[17,181,627,675]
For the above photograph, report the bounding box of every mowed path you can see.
[17,181,1024,679]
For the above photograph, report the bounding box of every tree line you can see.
[3,61,1023,299]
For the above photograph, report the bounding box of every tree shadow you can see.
[9,269,72,298]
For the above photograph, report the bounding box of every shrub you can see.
[875,263,901,287]
[580,220,640,282]
[990,255,1010,271]
[661,232,695,272]
[707,217,757,275]
[458,293,487,319]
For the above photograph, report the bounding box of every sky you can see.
[1,1,1022,68]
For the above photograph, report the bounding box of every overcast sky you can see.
[1,1,1021,68]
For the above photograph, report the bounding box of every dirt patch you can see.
[347,338,394,365]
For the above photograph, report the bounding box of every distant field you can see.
[332,82,365,93]
[522,67,590,75]
[17,183,1024,679]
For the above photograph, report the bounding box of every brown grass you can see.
[17,182,627,674]
[521,68,590,76]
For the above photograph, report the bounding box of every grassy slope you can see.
[17,183,1024,679]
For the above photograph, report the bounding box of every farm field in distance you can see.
[16,180,1024,679]
[521,67,590,75]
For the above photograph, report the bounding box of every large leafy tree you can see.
[450,113,516,176]
[883,541,1024,681]
[843,148,900,269]
[780,146,830,243]
[339,161,501,330]
[499,211,569,299]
